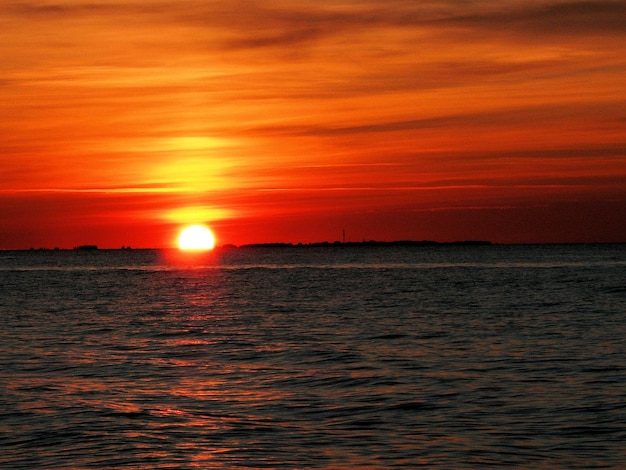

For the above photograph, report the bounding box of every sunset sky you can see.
[2,1,625,249]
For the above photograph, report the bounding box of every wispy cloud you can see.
[442,1,626,36]
[249,101,626,137]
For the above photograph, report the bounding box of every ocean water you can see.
[1,244,625,469]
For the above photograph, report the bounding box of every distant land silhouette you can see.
[74,245,99,251]
[233,240,493,248]
[9,240,626,251]
[14,240,492,251]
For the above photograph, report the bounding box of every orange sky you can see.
[2,1,625,248]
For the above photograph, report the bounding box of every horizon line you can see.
[4,239,626,251]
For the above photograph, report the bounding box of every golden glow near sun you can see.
[178,225,216,250]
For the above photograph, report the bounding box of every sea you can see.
[1,244,625,469]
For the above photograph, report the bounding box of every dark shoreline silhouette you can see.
[74,245,99,251]
[8,240,626,252]
[11,240,492,252]
[237,240,492,249]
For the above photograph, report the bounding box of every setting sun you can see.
[178,225,216,250]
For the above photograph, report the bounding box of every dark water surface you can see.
[1,245,625,468]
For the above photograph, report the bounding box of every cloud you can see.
[442,1,626,36]
[202,1,626,51]
[248,100,626,137]
[5,1,625,43]
[1,1,125,18]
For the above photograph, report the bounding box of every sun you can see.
[178,225,216,250]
